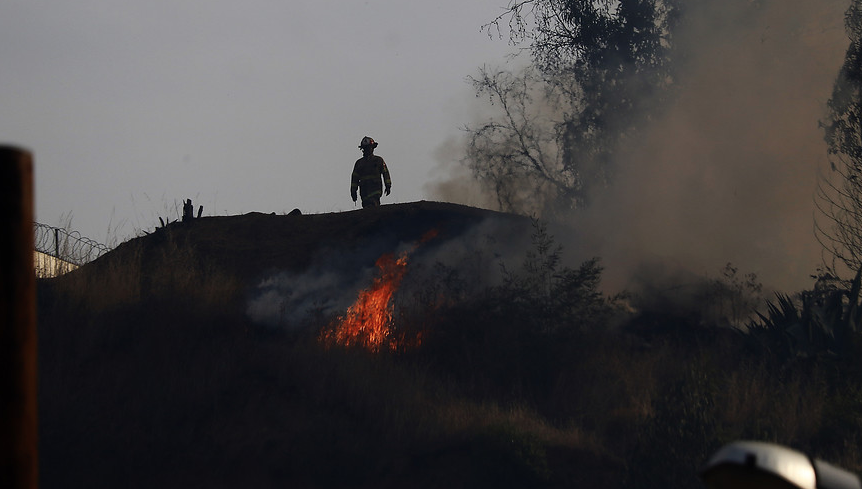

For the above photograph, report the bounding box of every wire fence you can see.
[34,222,112,277]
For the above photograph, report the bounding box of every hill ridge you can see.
[88,200,529,283]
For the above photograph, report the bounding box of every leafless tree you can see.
[816,157,862,278]
[816,0,862,279]
[465,67,583,215]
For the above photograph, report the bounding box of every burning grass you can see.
[319,229,440,352]
[319,251,412,352]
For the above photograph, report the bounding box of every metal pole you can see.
[0,146,38,489]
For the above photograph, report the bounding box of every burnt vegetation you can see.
[35,203,862,489]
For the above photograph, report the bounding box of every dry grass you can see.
[46,227,241,313]
[718,362,828,442]
[35,210,862,488]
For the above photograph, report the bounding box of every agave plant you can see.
[749,293,801,356]
[750,268,862,357]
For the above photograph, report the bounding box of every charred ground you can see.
[37,201,862,489]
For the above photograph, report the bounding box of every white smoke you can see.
[246,268,362,328]
[245,215,535,328]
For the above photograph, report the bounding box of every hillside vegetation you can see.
[37,202,862,488]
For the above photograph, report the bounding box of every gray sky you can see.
[2,0,518,243]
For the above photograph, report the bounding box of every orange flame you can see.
[321,230,439,352]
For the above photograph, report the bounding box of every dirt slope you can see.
[94,200,529,283]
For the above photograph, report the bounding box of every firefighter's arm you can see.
[350,169,359,202]
[381,161,391,196]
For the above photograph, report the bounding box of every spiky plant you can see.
[750,268,862,357]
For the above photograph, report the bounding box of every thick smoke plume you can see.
[430,0,850,294]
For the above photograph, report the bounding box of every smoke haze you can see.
[431,0,851,294]
[246,237,416,327]
[246,215,535,328]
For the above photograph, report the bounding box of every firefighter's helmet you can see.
[359,136,378,149]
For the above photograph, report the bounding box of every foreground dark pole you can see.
[0,146,38,489]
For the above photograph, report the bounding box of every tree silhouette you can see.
[817,0,862,277]
[466,0,681,214]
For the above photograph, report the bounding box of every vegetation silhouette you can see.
[35,0,862,486]
[466,0,681,214]
[36,203,862,488]
[818,0,862,280]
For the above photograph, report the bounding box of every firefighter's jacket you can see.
[351,155,391,201]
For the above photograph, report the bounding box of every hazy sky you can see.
[5,0,855,295]
[2,0,518,243]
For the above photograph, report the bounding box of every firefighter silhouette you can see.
[350,136,391,208]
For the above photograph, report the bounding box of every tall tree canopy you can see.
[466,0,681,214]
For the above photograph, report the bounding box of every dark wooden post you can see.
[0,146,38,489]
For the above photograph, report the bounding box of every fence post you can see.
[0,146,38,489]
